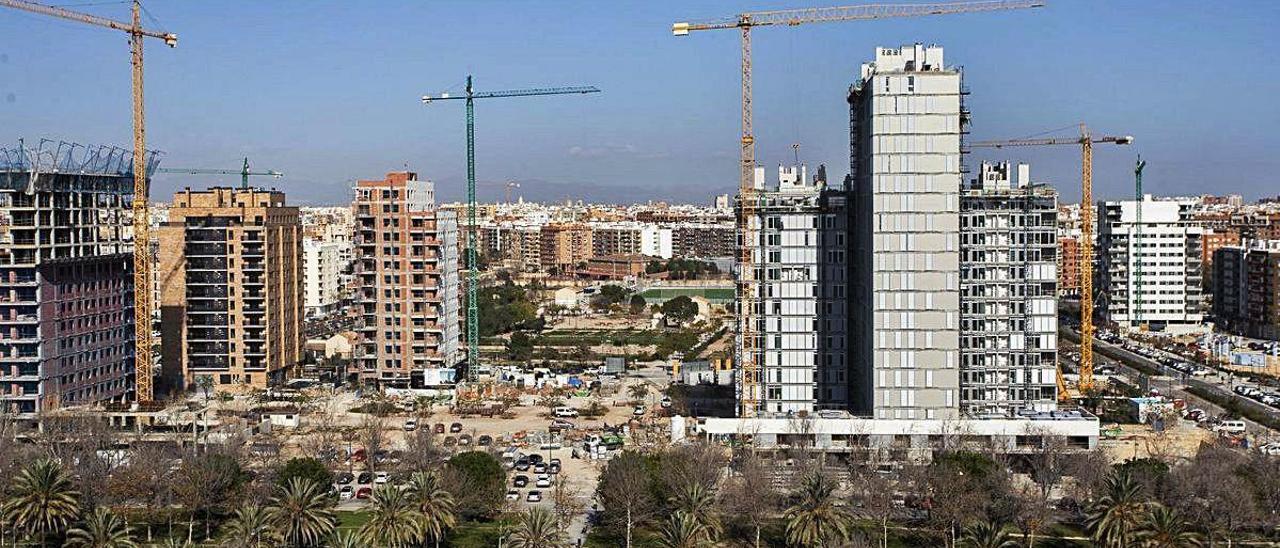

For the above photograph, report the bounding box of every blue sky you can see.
[2,1,1277,205]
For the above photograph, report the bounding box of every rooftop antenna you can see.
[791,143,801,165]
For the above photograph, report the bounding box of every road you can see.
[1062,326,1280,438]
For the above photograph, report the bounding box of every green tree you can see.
[275,458,334,490]
[660,296,699,324]
[1,457,81,547]
[669,482,720,540]
[655,511,712,548]
[784,471,849,548]
[221,504,281,548]
[1086,470,1150,548]
[65,507,135,548]
[326,531,365,548]
[1136,505,1203,548]
[508,331,536,363]
[958,520,1018,548]
[405,471,456,547]
[629,294,647,314]
[360,485,424,548]
[443,451,506,520]
[268,477,336,548]
[507,507,566,548]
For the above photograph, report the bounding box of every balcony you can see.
[188,272,229,285]
[187,286,228,299]
[189,342,231,355]
[189,300,229,313]
[187,257,227,271]
[185,243,227,257]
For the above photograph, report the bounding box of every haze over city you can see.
[3,0,1277,204]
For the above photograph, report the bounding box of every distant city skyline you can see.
[2,1,1277,205]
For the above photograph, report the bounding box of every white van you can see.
[1215,420,1246,435]
[553,406,578,418]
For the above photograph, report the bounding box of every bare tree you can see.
[848,454,896,548]
[659,441,726,496]
[596,451,657,548]
[722,450,778,548]
[1164,442,1258,543]
[106,441,180,542]
[1062,446,1110,516]
[360,414,386,473]
[551,472,585,537]
[400,428,445,474]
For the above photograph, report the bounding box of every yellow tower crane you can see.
[970,124,1133,397]
[1,0,176,403]
[672,0,1044,417]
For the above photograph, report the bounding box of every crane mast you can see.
[969,125,1133,397]
[422,76,600,381]
[1133,156,1146,329]
[2,0,177,403]
[673,0,1044,417]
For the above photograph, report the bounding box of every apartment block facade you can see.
[1,141,138,415]
[672,224,735,259]
[539,223,593,273]
[959,162,1059,415]
[158,188,303,392]
[849,44,963,420]
[1213,240,1280,341]
[304,238,345,317]
[1098,196,1205,333]
[353,172,460,386]
[741,165,851,414]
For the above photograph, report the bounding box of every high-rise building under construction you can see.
[0,140,139,416]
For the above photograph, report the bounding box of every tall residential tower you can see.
[849,44,963,420]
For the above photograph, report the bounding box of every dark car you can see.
[514,458,531,471]
[528,454,545,465]
[443,436,457,447]
[434,423,446,434]
[478,435,493,446]
[357,472,372,484]
[459,434,472,446]
[548,459,561,474]
[336,472,354,485]
[513,475,529,488]
[449,422,463,433]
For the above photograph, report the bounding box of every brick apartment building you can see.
[1059,236,1081,297]
[353,172,460,387]
[158,188,303,393]
[539,223,593,274]
[1214,240,1280,340]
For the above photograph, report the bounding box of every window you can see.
[907,76,915,92]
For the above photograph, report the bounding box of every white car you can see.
[404,419,417,431]
[506,490,521,501]
[338,486,354,500]
[633,406,645,417]
[374,471,389,485]
[536,474,552,488]
[526,490,543,503]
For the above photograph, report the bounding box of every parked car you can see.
[515,458,531,471]
[528,454,544,465]
[660,396,672,408]
[526,490,542,503]
[352,449,368,463]
[459,434,472,446]
[536,475,551,488]
[548,459,561,474]
[633,406,645,417]
[357,472,372,484]
[374,471,389,485]
[434,423,446,434]
[336,472,354,485]
[553,406,578,418]
[449,422,463,433]
[338,486,354,500]
[1215,420,1247,435]
[506,490,521,501]
[443,436,457,447]
[404,419,417,431]
[513,475,529,488]
[356,487,373,500]
[478,435,493,446]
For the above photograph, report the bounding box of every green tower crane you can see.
[422,76,600,381]
[156,157,284,189]
[1133,155,1147,329]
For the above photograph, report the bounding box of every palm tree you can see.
[507,507,566,548]
[1086,470,1150,548]
[327,530,366,548]
[958,520,1018,548]
[359,485,424,548]
[404,471,457,547]
[784,470,850,548]
[668,482,720,539]
[1,457,81,546]
[656,511,712,548]
[1136,505,1203,548]
[65,507,136,548]
[221,504,281,547]
[268,477,336,548]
